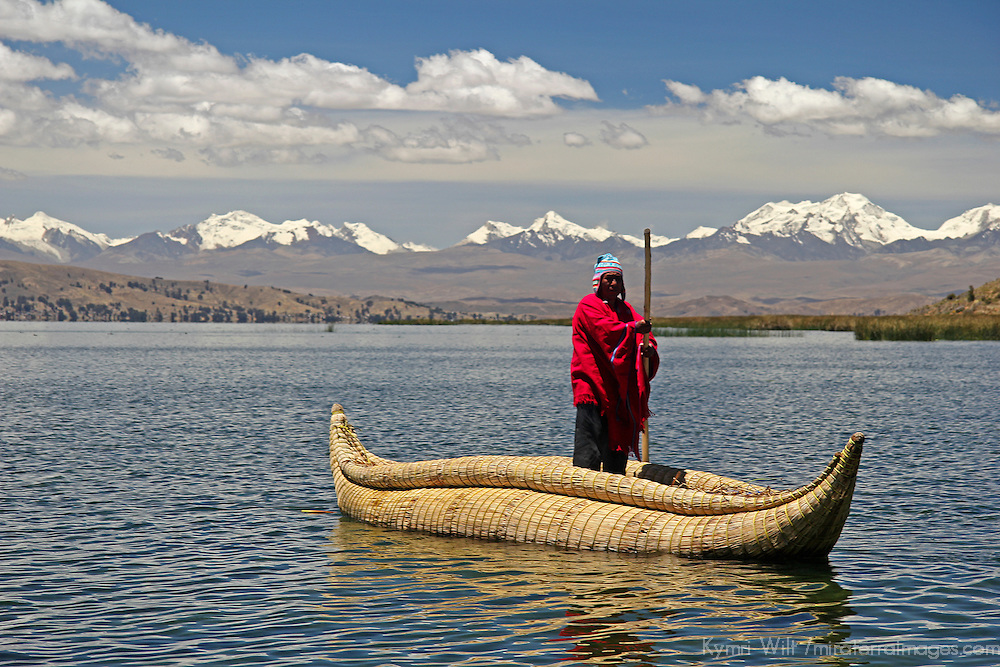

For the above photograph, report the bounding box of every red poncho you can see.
[571,292,659,459]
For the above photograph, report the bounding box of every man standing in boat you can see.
[571,253,658,474]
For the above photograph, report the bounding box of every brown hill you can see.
[76,243,1000,317]
[8,235,1000,318]
[0,260,485,323]
[910,277,1000,315]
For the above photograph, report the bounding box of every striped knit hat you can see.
[592,253,624,292]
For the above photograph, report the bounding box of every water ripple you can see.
[2,324,999,665]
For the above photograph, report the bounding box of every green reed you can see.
[650,315,855,336]
[651,315,1000,341]
[852,315,1000,341]
[652,326,800,338]
[481,314,1000,341]
[660,315,856,330]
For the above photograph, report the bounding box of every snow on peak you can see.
[685,226,718,239]
[925,204,1000,240]
[335,222,417,254]
[732,193,926,246]
[401,241,437,252]
[16,212,124,246]
[458,220,526,246]
[173,210,277,250]
[1,211,131,261]
[164,213,430,254]
[527,211,616,243]
[621,231,678,248]
[459,211,676,249]
[266,218,334,246]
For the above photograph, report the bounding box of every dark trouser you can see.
[573,403,627,474]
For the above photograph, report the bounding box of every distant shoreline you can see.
[4,313,1000,341]
[384,313,1000,341]
[0,259,522,324]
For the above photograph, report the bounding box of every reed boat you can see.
[328,404,863,560]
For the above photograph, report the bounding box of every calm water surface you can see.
[2,323,998,666]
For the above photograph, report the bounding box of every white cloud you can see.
[599,121,648,149]
[0,0,233,71]
[663,80,704,105]
[0,41,74,82]
[365,129,498,164]
[0,0,597,165]
[563,132,591,147]
[405,49,598,117]
[56,100,140,143]
[0,108,16,135]
[357,116,530,164]
[84,48,596,119]
[151,147,184,162]
[198,146,330,167]
[0,164,26,179]
[657,76,1000,137]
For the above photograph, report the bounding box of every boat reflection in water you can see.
[323,521,854,665]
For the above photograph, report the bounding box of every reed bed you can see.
[390,313,1000,341]
[534,315,857,331]
[852,315,1000,341]
[653,315,858,332]
[651,315,851,338]
[653,326,800,338]
[651,315,1000,341]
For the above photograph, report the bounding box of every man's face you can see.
[597,272,623,300]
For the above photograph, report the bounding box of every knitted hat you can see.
[592,253,624,292]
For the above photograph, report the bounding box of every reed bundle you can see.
[328,405,863,559]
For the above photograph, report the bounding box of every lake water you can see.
[2,323,998,666]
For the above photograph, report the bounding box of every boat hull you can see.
[329,405,862,559]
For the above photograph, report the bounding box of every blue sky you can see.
[1,0,998,246]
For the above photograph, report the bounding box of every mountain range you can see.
[4,193,999,265]
[3,193,999,317]
[0,210,435,264]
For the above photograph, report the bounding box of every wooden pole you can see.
[642,228,651,463]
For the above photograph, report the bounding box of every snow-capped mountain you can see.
[168,211,289,250]
[458,211,676,259]
[162,211,431,255]
[925,204,1000,240]
[664,193,1000,260]
[685,226,717,239]
[0,212,132,263]
[333,221,435,254]
[87,211,437,263]
[877,203,1000,255]
[733,193,927,247]
[0,209,434,264]
[4,196,999,269]
[621,231,677,248]
[456,220,526,246]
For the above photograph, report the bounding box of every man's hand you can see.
[636,318,652,334]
